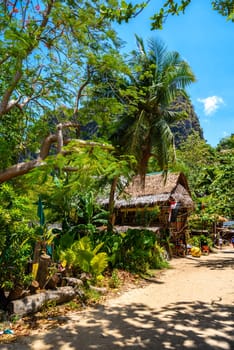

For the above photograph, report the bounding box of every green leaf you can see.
[90,253,108,276]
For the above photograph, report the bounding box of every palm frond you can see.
[135,34,146,56]
[161,108,188,124]
[151,119,176,169]
[147,37,167,71]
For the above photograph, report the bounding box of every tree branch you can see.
[40,0,55,32]
[0,159,44,183]
[73,65,92,119]
[0,69,23,116]
[0,122,112,183]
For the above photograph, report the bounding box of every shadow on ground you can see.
[1,299,233,350]
[195,257,234,270]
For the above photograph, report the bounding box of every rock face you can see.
[170,94,204,147]
[80,94,204,149]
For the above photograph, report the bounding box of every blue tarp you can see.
[223,221,234,227]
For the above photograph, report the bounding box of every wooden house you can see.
[106,172,194,249]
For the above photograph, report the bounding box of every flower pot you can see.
[201,245,209,254]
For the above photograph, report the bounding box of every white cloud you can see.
[197,95,224,115]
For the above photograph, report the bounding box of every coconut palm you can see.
[112,35,196,181]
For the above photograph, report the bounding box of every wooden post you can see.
[108,176,118,230]
[36,252,51,289]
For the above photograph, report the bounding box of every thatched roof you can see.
[113,172,194,209]
[125,172,189,196]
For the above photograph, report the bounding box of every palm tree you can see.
[111,35,196,182]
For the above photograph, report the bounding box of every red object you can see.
[202,245,209,254]
[170,200,177,209]
[168,200,177,222]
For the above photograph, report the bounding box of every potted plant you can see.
[200,234,211,254]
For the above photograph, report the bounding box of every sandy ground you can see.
[0,247,233,350]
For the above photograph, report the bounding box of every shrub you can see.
[95,228,169,274]
[60,236,109,281]
[0,184,35,308]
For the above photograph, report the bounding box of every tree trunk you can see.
[36,253,51,289]
[0,287,8,310]
[138,142,152,186]
[8,286,76,316]
[107,176,118,231]
[29,280,40,294]
[33,241,42,264]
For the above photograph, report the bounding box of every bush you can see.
[0,184,35,308]
[95,228,169,274]
[59,236,109,281]
[188,234,213,248]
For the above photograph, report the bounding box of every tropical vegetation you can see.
[109,35,195,179]
[0,1,233,312]
[149,1,234,29]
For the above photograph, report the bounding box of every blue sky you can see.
[116,0,234,147]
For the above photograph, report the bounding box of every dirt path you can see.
[1,248,233,350]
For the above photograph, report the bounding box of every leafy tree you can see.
[94,0,234,29]
[80,36,195,225]
[177,131,234,220]
[0,0,141,183]
[216,134,234,151]
[205,146,234,217]
[176,131,215,194]
[149,1,234,29]
[22,140,135,234]
[211,1,234,19]
[3,0,229,183]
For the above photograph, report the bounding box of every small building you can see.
[108,172,194,247]
[217,221,234,242]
